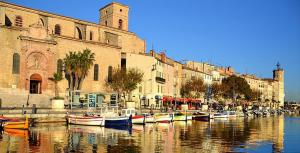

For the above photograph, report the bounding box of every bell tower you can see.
[273,62,284,82]
[99,2,129,31]
[273,62,285,107]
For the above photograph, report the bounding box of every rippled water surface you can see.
[1,115,300,153]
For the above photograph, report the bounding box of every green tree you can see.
[180,78,205,99]
[248,90,261,102]
[221,75,252,101]
[64,48,95,91]
[211,83,224,101]
[106,68,144,101]
[49,72,63,99]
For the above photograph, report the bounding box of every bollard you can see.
[0,98,2,108]
[32,104,37,114]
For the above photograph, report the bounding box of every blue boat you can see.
[104,116,132,127]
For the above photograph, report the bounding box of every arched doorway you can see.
[30,73,42,94]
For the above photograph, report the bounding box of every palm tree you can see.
[64,49,95,91]
[77,49,95,90]
[49,72,63,98]
[64,51,77,91]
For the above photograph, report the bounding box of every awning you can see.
[162,96,202,103]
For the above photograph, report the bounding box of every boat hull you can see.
[3,117,29,130]
[173,115,187,121]
[145,116,155,123]
[67,115,105,126]
[213,113,228,118]
[105,116,132,127]
[193,115,210,121]
[154,114,172,123]
[132,116,145,124]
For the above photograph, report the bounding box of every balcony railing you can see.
[155,77,166,84]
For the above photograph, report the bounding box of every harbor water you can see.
[0,115,299,153]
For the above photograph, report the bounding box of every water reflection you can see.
[0,116,298,153]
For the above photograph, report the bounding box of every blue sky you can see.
[6,0,300,101]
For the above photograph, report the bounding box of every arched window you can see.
[5,15,12,26]
[118,19,123,29]
[54,24,61,35]
[12,53,20,74]
[15,15,22,27]
[76,27,82,39]
[108,66,112,82]
[94,64,99,81]
[90,31,93,41]
[105,21,108,26]
[57,59,63,75]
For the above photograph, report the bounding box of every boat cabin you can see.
[121,108,136,117]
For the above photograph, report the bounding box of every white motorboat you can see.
[213,112,229,118]
[66,114,105,126]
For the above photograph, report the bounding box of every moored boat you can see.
[143,113,155,123]
[132,115,145,124]
[172,112,188,121]
[3,117,29,130]
[154,113,172,123]
[213,112,229,118]
[105,116,132,127]
[121,108,145,124]
[66,114,105,126]
[192,112,211,121]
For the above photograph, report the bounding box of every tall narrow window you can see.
[54,24,61,35]
[12,53,20,74]
[90,31,93,40]
[76,27,82,39]
[39,18,45,27]
[105,21,108,26]
[108,66,112,82]
[94,64,99,81]
[15,16,22,27]
[57,59,63,75]
[118,19,123,29]
[5,15,12,26]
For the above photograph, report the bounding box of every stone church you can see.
[0,1,146,107]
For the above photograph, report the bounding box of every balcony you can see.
[155,77,166,84]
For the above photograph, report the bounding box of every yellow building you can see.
[0,1,145,107]
[241,64,285,107]
[126,50,182,109]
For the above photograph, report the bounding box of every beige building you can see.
[241,64,285,107]
[126,50,181,108]
[125,52,163,108]
[183,61,214,85]
[0,1,145,107]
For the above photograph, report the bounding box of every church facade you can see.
[0,2,145,107]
